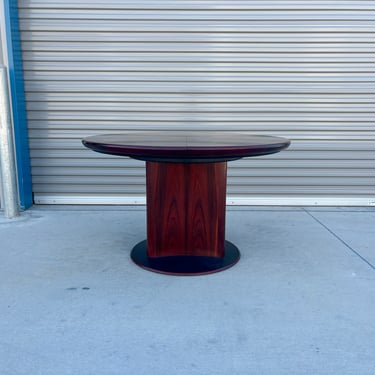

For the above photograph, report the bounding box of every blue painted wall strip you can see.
[4,0,33,209]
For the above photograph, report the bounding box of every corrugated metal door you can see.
[18,1,375,206]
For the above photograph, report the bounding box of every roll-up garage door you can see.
[18,1,375,206]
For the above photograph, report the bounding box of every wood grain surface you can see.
[146,161,227,257]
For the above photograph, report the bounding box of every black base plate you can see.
[130,240,240,276]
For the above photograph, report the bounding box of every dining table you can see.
[82,131,290,275]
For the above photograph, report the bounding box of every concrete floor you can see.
[1,206,375,375]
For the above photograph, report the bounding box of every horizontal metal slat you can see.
[22,71,375,82]
[25,111,375,122]
[27,130,375,141]
[24,92,375,103]
[18,20,375,33]
[26,120,375,132]
[32,184,146,194]
[22,51,375,63]
[30,157,144,167]
[24,81,375,94]
[20,31,375,43]
[21,41,375,53]
[22,61,375,73]
[17,1,375,11]
[32,175,146,184]
[18,9,375,21]
[26,102,375,113]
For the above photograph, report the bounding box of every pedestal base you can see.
[131,240,240,276]
[146,161,227,258]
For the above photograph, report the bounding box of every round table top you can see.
[82,131,290,162]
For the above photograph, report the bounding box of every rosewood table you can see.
[82,131,290,276]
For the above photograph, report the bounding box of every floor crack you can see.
[303,208,375,271]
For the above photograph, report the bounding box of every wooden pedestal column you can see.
[146,161,227,258]
[131,160,240,275]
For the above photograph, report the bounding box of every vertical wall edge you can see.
[3,0,33,209]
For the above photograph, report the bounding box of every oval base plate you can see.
[131,240,240,276]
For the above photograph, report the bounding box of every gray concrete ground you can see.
[0,206,375,375]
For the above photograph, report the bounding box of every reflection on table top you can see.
[82,131,291,163]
